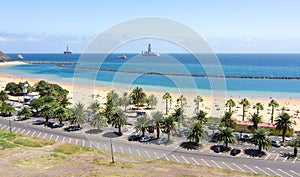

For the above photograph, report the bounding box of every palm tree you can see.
[249,113,262,132]
[90,111,107,130]
[0,90,8,102]
[225,99,236,113]
[29,98,43,116]
[253,102,264,115]
[193,96,203,113]
[88,101,100,114]
[0,102,15,116]
[54,107,66,125]
[195,110,208,125]
[187,121,205,145]
[177,95,187,109]
[59,96,71,108]
[111,108,127,135]
[162,92,172,115]
[161,115,176,142]
[218,126,236,149]
[252,128,271,152]
[146,94,158,109]
[288,139,300,157]
[220,112,236,129]
[119,92,130,112]
[130,87,146,108]
[135,115,150,137]
[40,104,54,122]
[173,107,184,123]
[17,106,32,119]
[269,99,279,123]
[239,98,250,121]
[275,112,295,143]
[70,102,87,128]
[151,111,164,139]
[106,90,119,108]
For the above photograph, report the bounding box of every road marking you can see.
[222,161,233,170]
[68,138,72,144]
[191,157,199,165]
[243,165,257,174]
[31,131,36,136]
[145,151,150,158]
[278,169,293,177]
[266,167,282,177]
[293,157,297,163]
[128,147,132,155]
[154,152,159,159]
[163,153,169,161]
[89,142,92,148]
[273,154,279,161]
[62,137,65,143]
[12,127,16,131]
[120,147,124,154]
[211,160,222,168]
[21,129,26,134]
[200,158,210,167]
[264,154,270,160]
[16,128,21,133]
[55,135,59,142]
[289,170,300,176]
[136,149,141,156]
[49,134,53,140]
[255,166,270,176]
[75,139,78,145]
[181,156,189,164]
[82,140,85,146]
[232,163,245,172]
[5,126,10,131]
[26,130,31,135]
[283,156,288,162]
[104,144,107,151]
[2,125,7,129]
[172,154,179,162]
[37,132,41,138]
[200,147,209,152]
[43,133,47,139]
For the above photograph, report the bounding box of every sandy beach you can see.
[0,60,300,132]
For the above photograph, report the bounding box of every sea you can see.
[2,53,300,99]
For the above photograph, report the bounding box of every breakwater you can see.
[24,61,78,67]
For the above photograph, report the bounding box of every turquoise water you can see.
[3,53,300,98]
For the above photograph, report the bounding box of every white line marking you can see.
[5,126,10,131]
[211,160,222,168]
[68,138,72,144]
[43,133,47,139]
[163,153,169,161]
[243,164,257,174]
[136,149,141,156]
[264,154,270,160]
[172,154,179,162]
[55,135,59,142]
[278,169,293,177]
[37,132,41,138]
[222,161,233,170]
[200,147,209,152]
[12,127,16,131]
[232,163,245,172]
[274,154,279,161]
[82,140,85,146]
[49,134,53,140]
[128,147,132,155]
[201,158,210,167]
[289,170,300,176]
[16,128,21,133]
[145,151,150,158]
[181,156,189,164]
[89,142,92,148]
[31,131,36,136]
[75,139,78,145]
[293,157,297,163]
[120,147,124,154]
[266,167,282,177]
[255,166,270,176]
[154,152,159,159]
[1,125,7,129]
[62,137,65,143]
[191,157,199,165]
[26,130,31,135]
[21,129,26,134]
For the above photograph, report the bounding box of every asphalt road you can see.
[1,117,299,177]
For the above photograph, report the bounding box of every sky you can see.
[0,0,299,53]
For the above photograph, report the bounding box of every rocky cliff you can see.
[0,51,13,62]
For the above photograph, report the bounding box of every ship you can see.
[17,54,24,59]
[141,44,160,56]
[118,55,127,59]
[64,46,72,55]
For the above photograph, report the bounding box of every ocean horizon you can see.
[2,53,300,99]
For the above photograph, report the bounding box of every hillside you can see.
[0,51,13,62]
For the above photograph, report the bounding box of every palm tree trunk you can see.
[259,144,262,152]
[282,129,286,143]
[165,99,168,114]
[197,102,200,112]
[294,147,297,157]
[257,108,259,115]
[156,126,160,139]
[59,118,62,125]
[118,125,121,135]
[225,139,228,149]
[229,106,232,113]
[142,128,145,137]
[271,107,274,123]
[46,116,49,122]
[242,106,245,121]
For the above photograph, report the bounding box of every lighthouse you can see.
[148,44,152,53]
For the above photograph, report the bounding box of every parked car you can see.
[32,120,45,125]
[211,144,227,153]
[64,126,81,132]
[272,140,281,147]
[156,137,167,145]
[242,134,252,142]
[44,121,54,127]
[128,134,142,141]
[50,123,64,129]
[139,136,154,142]
[230,148,241,156]
[14,117,25,121]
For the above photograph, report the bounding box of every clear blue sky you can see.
[0,0,299,53]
